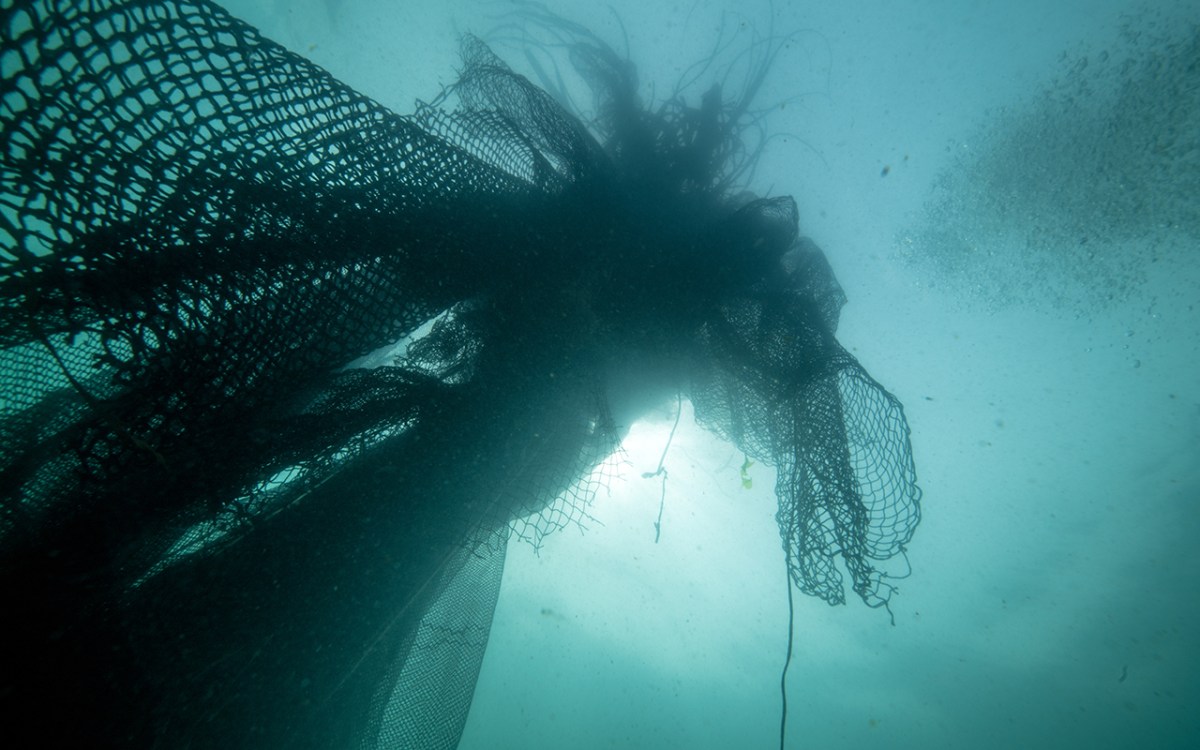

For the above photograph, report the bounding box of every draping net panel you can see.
[0,0,920,747]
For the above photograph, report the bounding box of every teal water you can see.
[227,1,1200,747]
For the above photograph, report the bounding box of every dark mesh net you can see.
[690,237,920,606]
[0,0,920,747]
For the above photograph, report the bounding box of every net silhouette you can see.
[0,1,921,746]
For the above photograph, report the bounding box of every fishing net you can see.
[0,0,920,746]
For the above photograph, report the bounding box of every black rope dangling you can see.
[779,552,796,750]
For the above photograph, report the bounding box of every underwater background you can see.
[221,1,1199,747]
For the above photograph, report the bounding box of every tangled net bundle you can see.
[0,1,920,746]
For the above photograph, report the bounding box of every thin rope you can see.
[643,392,684,543]
[779,554,796,750]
